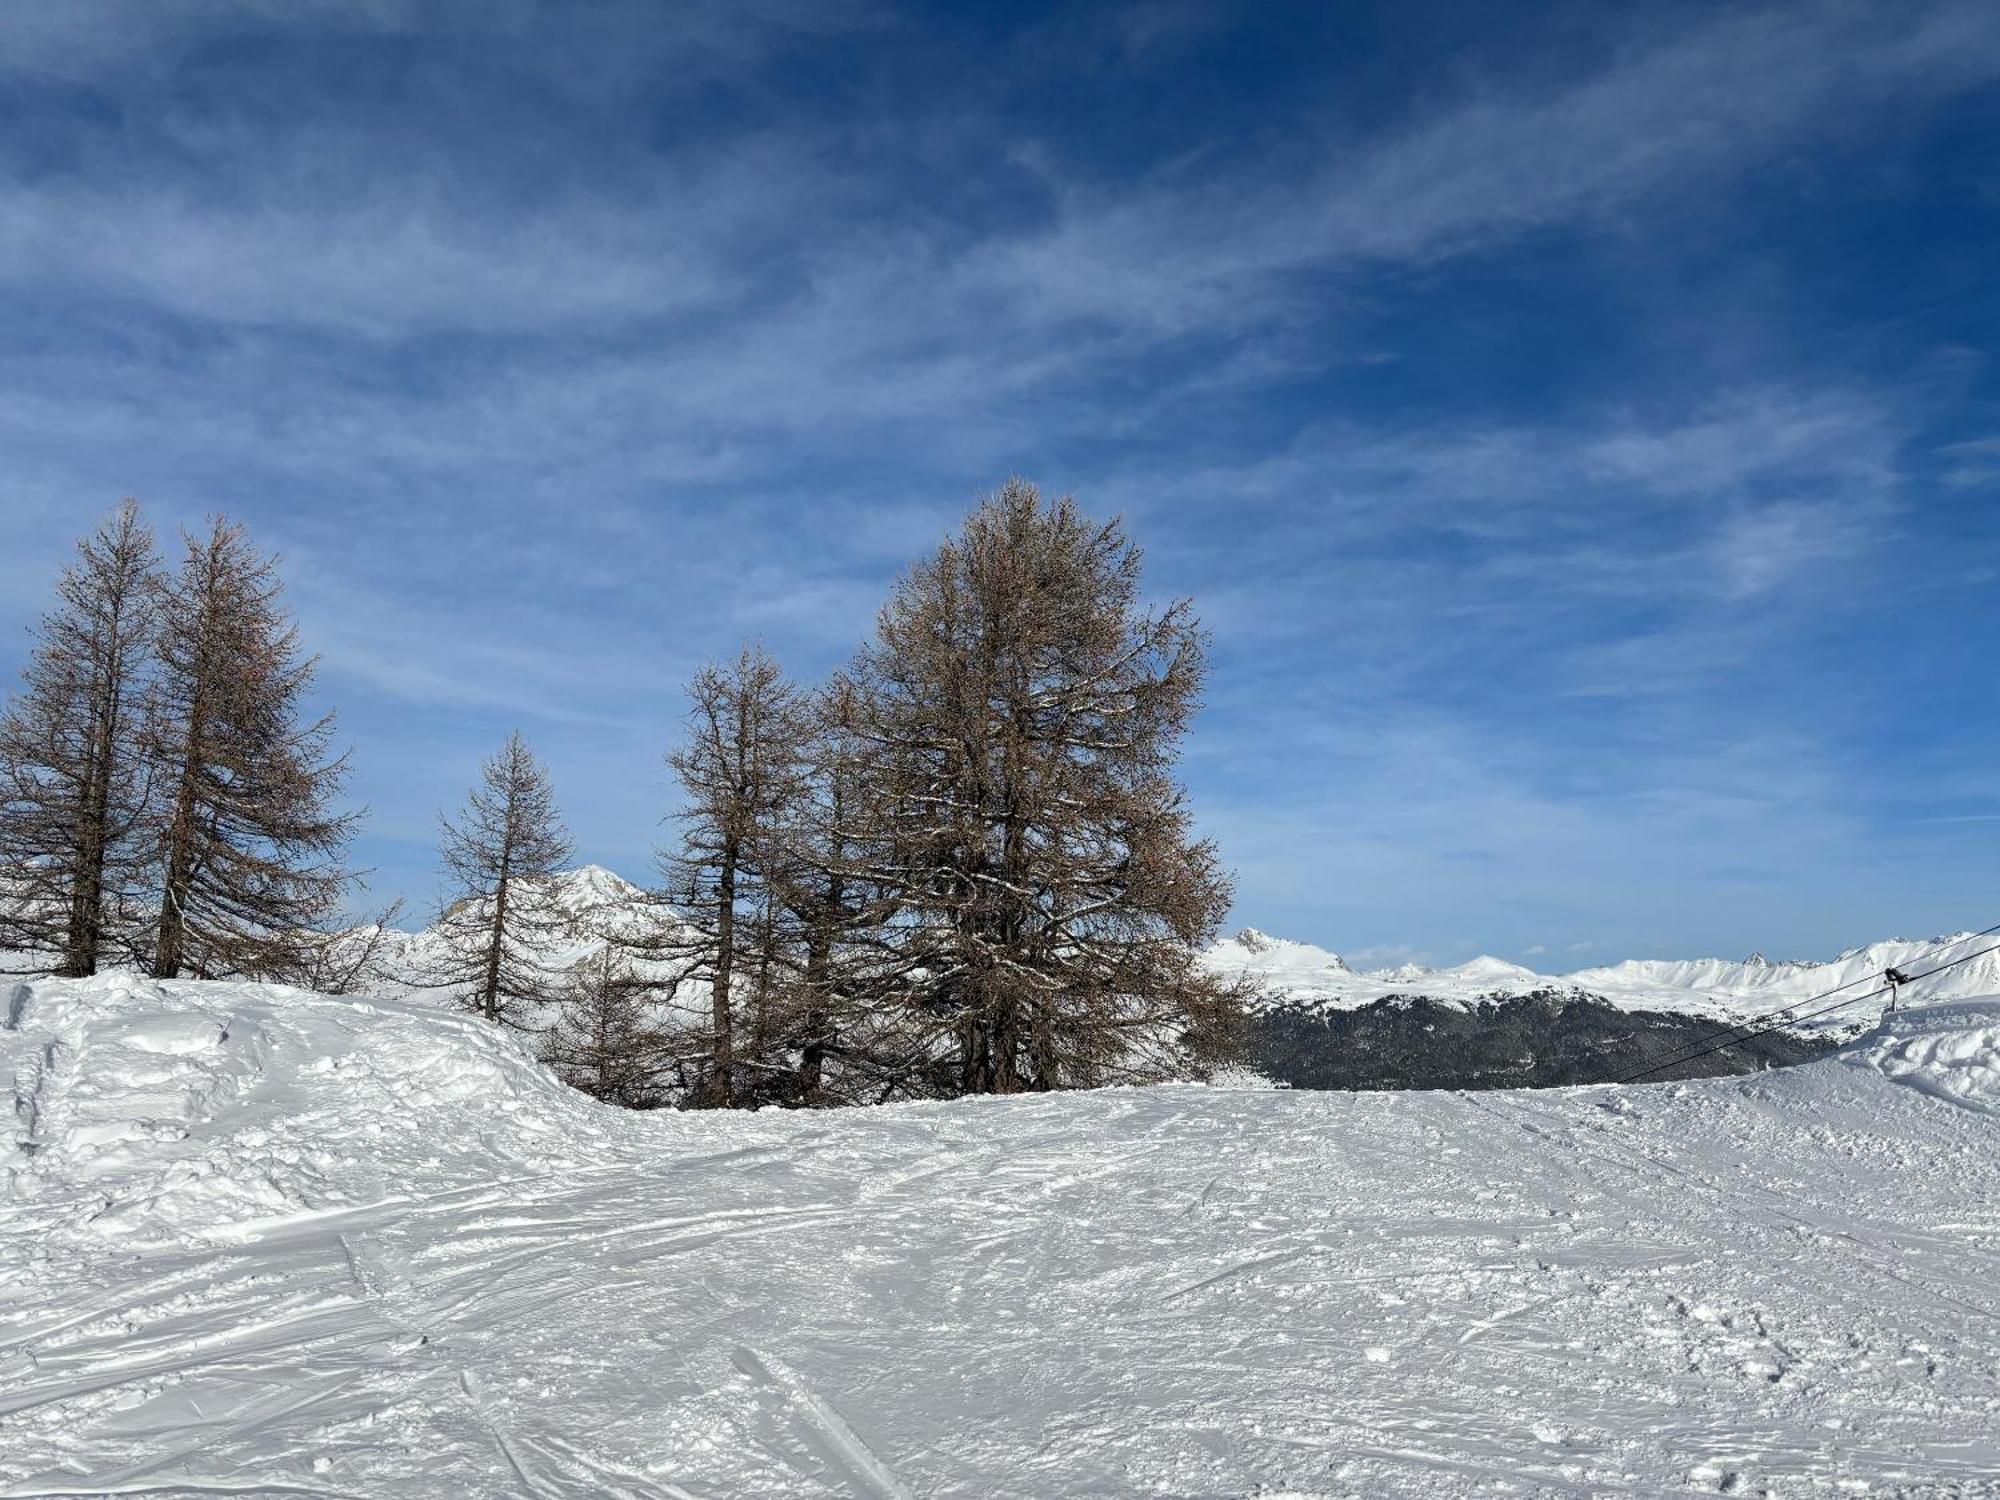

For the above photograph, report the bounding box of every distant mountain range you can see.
[343,867,1998,1090]
[1205,924,2000,1032]
[380,866,1999,1023]
[22,865,1984,1093]
[1202,921,2000,1090]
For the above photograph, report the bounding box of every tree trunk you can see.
[61,731,109,978]
[152,738,202,980]
[482,862,511,1023]
[712,835,737,1107]
[798,905,835,1103]
[63,616,130,977]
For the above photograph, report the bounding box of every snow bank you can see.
[3,969,621,1252]
[1843,995,2000,1117]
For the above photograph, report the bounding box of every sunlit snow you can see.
[5,969,1998,1495]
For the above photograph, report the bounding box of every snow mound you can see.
[1844,997,2000,1117]
[3,970,620,1251]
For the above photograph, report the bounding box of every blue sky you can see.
[1,0,1997,965]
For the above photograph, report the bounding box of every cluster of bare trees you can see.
[7,483,1242,1108]
[0,502,360,981]
[434,482,1243,1107]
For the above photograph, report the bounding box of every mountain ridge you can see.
[356,866,1996,1041]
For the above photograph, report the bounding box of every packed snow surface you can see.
[5,972,2000,1497]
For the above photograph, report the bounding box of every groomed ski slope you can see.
[4,974,1999,1498]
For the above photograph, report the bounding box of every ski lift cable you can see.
[1601,918,2000,1084]
[1614,934,2000,1086]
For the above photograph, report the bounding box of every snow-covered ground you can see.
[1207,924,2000,1035]
[5,970,1998,1497]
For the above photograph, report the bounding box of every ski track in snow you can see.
[3,975,2000,1497]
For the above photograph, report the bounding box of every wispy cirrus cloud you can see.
[0,0,1996,950]
[2,1,1994,364]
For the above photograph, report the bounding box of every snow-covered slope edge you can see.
[1845,996,2000,1117]
[3,970,625,1253]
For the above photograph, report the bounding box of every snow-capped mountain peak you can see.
[1368,961,1435,984]
[1208,928,1350,980]
[1438,955,1540,986]
[533,863,648,916]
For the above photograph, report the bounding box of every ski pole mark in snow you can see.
[458,1368,564,1500]
[513,1432,706,1500]
[730,1347,915,1500]
[1160,1242,1318,1302]
[1453,1294,1547,1346]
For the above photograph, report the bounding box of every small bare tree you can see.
[0,500,160,975]
[431,731,573,1024]
[541,949,669,1107]
[146,517,360,981]
[296,896,408,995]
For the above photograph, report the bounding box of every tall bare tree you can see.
[655,645,811,1107]
[147,517,359,981]
[846,479,1241,1094]
[432,731,573,1024]
[0,500,160,975]
[758,686,916,1105]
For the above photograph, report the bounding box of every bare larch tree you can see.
[655,645,812,1107]
[0,500,160,975]
[433,730,573,1024]
[540,948,668,1107]
[845,479,1242,1094]
[147,517,359,981]
[758,685,916,1105]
